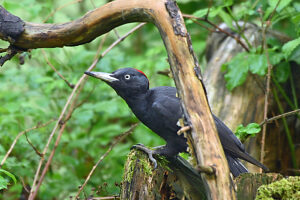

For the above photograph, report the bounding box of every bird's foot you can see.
[177,125,191,135]
[131,144,158,168]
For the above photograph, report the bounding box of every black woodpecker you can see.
[85,68,269,177]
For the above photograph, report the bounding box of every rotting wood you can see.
[121,149,209,200]
[235,173,283,200]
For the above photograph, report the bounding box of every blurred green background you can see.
[0,0,299,199]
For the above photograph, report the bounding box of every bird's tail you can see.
[226,155,248,177]
[236,151,269,172]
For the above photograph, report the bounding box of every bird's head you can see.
[85,68,149,98]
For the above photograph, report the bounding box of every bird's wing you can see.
[152,95,183,132]
[213,115,245,152]
[214,115,268,171]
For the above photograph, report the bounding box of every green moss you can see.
[123,151,137,183]
[156,154,172,172]
[138,153,153,177]
[256,176,300,200]
[123,150,154,183]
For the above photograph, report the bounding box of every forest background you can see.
[0,0,299,199]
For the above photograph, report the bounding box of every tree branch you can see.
[41,49,75,88]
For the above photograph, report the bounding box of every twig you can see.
[74,123,138,199]
[29,23,146,200]
[259,109,300,126]
[101,23,146,56]
[31,34,109,195]
[259,18,271,172]
[226,7,252,49]
[74,84,96,109]
[189,19,215,32]
[266,0,281,23]
[29,35,108,200]
[113,29,121,39]
[260,32,271,169]
[20,177,30,193]
[0,119,55,167]
[0,46,18,66]
[182,14,250,52]
[204,0,212,20]
[259,1,280,171]
[24,132,43,157]
[41,49,75,88]
[92,197,120,200]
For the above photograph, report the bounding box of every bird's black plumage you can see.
[85,68,268,177]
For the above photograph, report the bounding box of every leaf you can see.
[223,52,249,91]
[186,7,222,25]
[282,37,300,59]
[249,54,268,76]
[289,45,300,64]
[268,0,293,12]
[235,123,261,142]
[243,123,261,134]
[0,169,17,184]
[219,10,234,30]
[268,51,284,65]
[0,176,9,190]
[192,8,210,18]
[274,62,290,83]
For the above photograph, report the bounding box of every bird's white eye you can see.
[124,74,131,80]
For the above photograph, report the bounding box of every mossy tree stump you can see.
[121,150,209,200]
[121,150,300,200]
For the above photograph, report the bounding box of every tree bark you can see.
[0,0,235,199]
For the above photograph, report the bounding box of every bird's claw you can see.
[177,125,191,135]
[131,144,158,169]
[130,143,145,150]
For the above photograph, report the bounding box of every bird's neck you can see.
[122,91,149,113]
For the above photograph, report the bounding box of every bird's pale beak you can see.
[84,71,119,83]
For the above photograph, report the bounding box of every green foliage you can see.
[222,51,271,91]
[256,176,300,200]
[235,123,261,142]
[220,0,299,91]
[0,169,16,190]
[0,0,298,199]
[282,37,300,59]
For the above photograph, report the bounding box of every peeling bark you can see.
[0,6,24,42]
